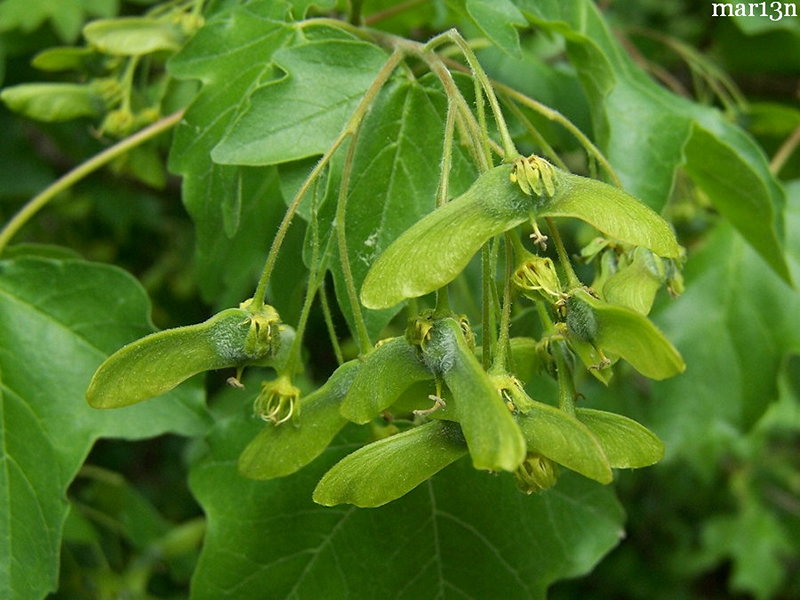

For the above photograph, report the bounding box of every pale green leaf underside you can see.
[238,361,359,480]
[313,420,467,507]
[0,258,209,600]
[575,408,664,468]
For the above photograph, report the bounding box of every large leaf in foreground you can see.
[189,412,625,600]
[0,258,210,600]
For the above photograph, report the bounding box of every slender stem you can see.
[252,136,345,308]
[349,0,363,24]
[475,78,622,187]
[553,342,576,415]
[284,180,326,375]
[481,245,493,369]
[0,110,184,256]
[421,55,491,171]
[771,125,800,175]
[491,233,515,373]
[545,217,581,289]
[320,278,344,365]
[535,303,575,414]
[430,30,518,160]
[437,97,456,207]
[252,50,404,310]
[336,131,372,354]
[501,97,568,169]
[364,0,428,25]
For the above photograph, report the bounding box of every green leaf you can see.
[286,0,337,18]
[361,164,528,309]
[211,39,389,165]
[238,361,359,480]
[0,83,104,122]
[516,402,612,484]
[568,288,685,380]
[340,337,433,424]
[575,408,664,468]
[0,258,210,600]
[646,180,800,464]
[682,122,790,283]
[699,502,793,600]
[425,318,527,472]
[313,421,468,507]
[330,75,476,338]
[83,17,182,55]
[189,412,625,599]
[540,173,682,258]
[518,0,790,282]
[167,1,294,303]
[465,0,526,58]
[0,0,118,42]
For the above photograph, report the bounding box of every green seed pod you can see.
[539,172,681,258]
[602,247,667,314]
[87,307,281,409]
[514,453,558,494]
[567,288,685,380]
[238,361,360,480]
[361,164,529,309]
[424,318,527,472]
[361,159,681,310]
[566,293,600,343]
[313,420,467,507]
[515,400,613,484]
[83,17,183,56]
[575,408,664,468]
[31,47,99,72]
[0,83,104,122]
[340,337,433,424]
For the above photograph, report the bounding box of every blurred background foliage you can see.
[1,0,798,598]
